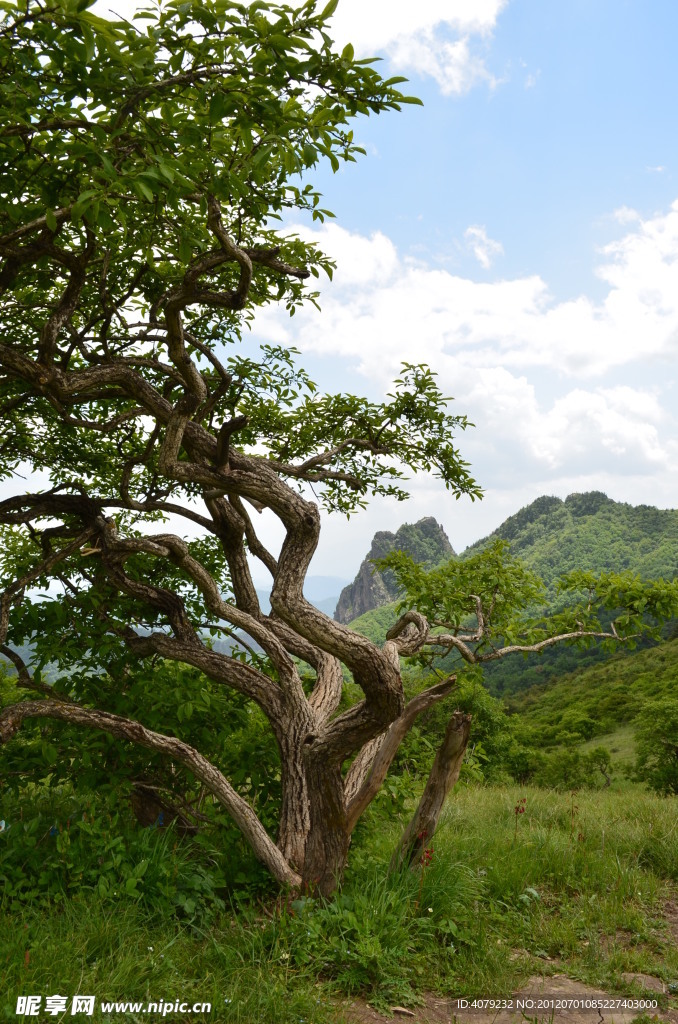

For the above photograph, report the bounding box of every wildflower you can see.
[428,907,433,913]
[513,798,527,843]
[420,845,434,867]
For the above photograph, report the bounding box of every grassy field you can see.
[2,784,677,1023]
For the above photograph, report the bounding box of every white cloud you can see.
[305,225,399,287]
[464,224,504,268]
[290,0,509,96]
[384,31,499,95]
[328,0,507,50]
[249,200,678,553]
[613,206,641,225]
[276,200,678,381]
[464,373,668,473]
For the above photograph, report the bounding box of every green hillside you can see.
[350,492,678,694]
[347,603,399,645]
[505,635,678,745]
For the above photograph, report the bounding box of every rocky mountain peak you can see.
[333,517,454,624]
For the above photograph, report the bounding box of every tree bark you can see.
[277,710,314,871]
[345,677,457,832]
[390,711,471,872]
[301,741,351,896]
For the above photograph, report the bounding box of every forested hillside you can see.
[506,636,678,744]
[463,491,678,589]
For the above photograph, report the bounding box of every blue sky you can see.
[245,0,678,580]
[316,0,678,300]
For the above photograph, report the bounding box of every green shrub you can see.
[633,697,678,795]
[504,743,547,784]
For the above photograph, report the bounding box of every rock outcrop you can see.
[333,517,454,624]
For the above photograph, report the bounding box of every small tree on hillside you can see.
[633,698,678,795]
[1,0,677,895]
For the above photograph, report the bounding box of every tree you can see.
[633,698,678,795]
[1,0,677,897]
[378,545,678,861]
[585,746,612,788]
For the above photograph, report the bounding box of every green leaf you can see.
[45,209,58,232]
[318,0,339,20]
[135,858,149,877]
[209,92,231,122]
[133,178,155,202]
[80,22,96,62]
[41,743,58,766]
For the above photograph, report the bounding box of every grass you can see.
[578,724,638,783]
[2,784,677,1022]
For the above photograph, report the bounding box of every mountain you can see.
[344,492,678,693]
[333,517,455,624]
[463,490,678,589]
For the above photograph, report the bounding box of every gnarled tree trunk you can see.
[277,712,314,871]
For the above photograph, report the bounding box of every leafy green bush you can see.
[0,783,269,917]
[394,668,515,785]
[535,749,591,790]
[504,743,547,785]
[1,654,284,838]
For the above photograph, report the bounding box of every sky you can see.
[244,0,678,581]
[27,0,678,584]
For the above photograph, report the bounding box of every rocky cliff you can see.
[333,517,454,624]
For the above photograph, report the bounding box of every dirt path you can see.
[337,973,678,1024]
